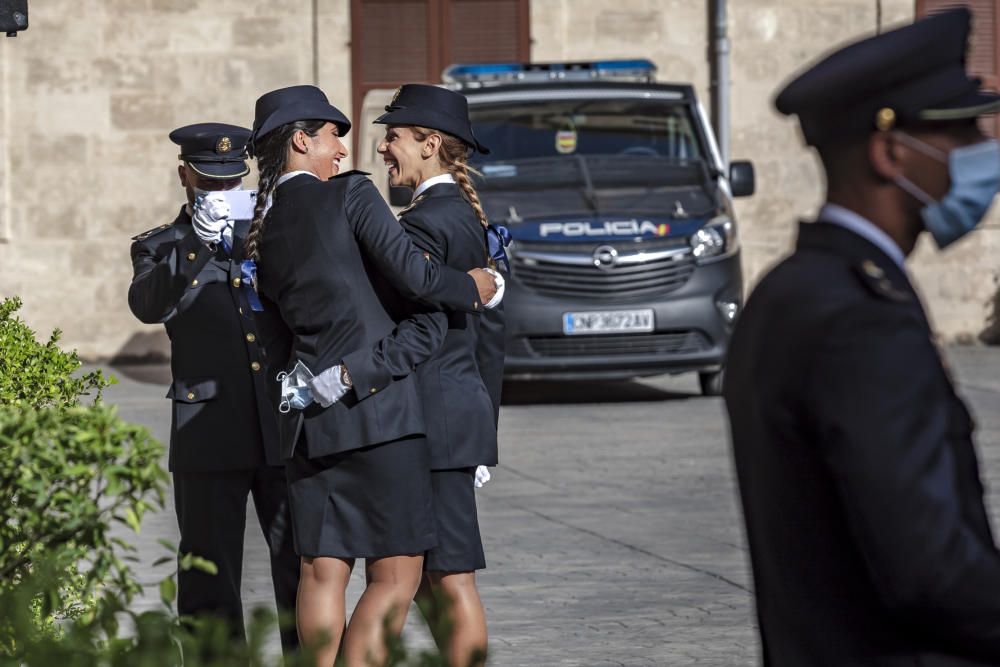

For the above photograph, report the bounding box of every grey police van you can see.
[359,59,754,395]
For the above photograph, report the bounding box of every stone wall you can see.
[1,0,995,360]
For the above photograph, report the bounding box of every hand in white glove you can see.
[474,465,491,488]
[192,191,231,245]
[306,364,351,408]
[483,268,505,309]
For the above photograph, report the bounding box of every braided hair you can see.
[244,119,326,262]
[410,126,488,231]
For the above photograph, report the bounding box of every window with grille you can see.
[350,0,530,152]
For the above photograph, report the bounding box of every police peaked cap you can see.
[374,84,490,154]
[169,123,251,179]
[775,8,1000,146]
[249,85,351,156]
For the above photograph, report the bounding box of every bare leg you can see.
[341,555,424,667]
[418,571,487,667]
[297,555,353,667]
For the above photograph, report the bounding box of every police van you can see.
[358,59,754,395]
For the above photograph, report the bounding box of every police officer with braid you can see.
[127,123,298,653]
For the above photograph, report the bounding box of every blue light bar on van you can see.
[442,59,657,88]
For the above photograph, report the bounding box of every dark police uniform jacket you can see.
[389,182,503,470]
[724,221,1000,667]
[254,173,484,461]
[128,207,278,472]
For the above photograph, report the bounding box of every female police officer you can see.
[374,84,508,667]
[244,85,498,667]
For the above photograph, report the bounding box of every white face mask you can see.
[192,182,243,197]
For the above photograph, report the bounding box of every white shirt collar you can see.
[818,203,906,270]
[413,173,455,199]
[277,170,319,186]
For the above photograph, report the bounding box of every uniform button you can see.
[232,277,241,287]
[186,392,195,400]
[251,362,261,372]
[187,252,196,261]
[191,279,199,286]
[474,301,479,309]
[239,307,244,315]
[369,387,377,394]
[246,333,256,343]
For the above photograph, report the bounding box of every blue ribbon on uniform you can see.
[486,224,512,273]
[240,259,264,312]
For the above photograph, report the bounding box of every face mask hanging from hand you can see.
[892,132,1000,249]
[276,360,315,414]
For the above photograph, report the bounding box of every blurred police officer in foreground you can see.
[724,9,1000,666]
[127,124,298,652]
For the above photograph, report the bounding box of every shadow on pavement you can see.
[501,379,696,405]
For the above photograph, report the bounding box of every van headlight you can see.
[690,216,739,263]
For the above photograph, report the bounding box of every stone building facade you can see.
[2,0,994,361]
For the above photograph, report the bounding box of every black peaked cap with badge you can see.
[375,84,490,154]
[169,123,251,179]
[249,85,351,156]
[775,7,1000,146]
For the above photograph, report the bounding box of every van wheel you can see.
[699,369,724,396]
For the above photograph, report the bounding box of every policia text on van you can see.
[443,60,755,395]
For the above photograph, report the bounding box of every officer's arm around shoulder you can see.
[342,176,479,312]
[808,300,1000,654]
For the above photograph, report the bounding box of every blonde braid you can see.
[412,126,488,229]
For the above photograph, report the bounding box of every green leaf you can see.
[189,556,218,576]
[123,508,141,534]
[159,577,176,607]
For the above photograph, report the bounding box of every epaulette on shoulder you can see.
[853,259,911,303]
[397,193,427,217]
[131,222,175,242]
[332,169,371,179]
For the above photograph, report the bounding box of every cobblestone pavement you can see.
[99,345,1000,666]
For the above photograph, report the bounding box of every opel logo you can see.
[592,245,618,271]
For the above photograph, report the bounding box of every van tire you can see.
[699,369,724,396]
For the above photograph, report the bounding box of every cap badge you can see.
[875,107,896,132]
[216,136,232,153]
[390,86,402,106]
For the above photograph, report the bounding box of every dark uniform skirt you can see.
[425,467,486,572]
[285,434,436,559]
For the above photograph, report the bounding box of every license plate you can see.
[562,309,654,335]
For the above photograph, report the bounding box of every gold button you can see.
[246,333,256,342]
[186,392,195,400]
[187,252,196,261]
[369,387,377,394]
[232,277,241,287]
[875,107,896,132]
[251,362,261,371]
[191,279,199,286]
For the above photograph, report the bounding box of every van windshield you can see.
[468,97,707,190]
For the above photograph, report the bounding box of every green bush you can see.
[0,297,167,646]
[0,296,111,409]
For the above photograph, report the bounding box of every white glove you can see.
[192,191,231,245]
[474,465,491,488]
[306,364,351,408]
[483,268,505,309]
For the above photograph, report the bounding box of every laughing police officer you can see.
[724,9,1000,666]
[128,123,298,652]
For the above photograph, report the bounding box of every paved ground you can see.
[99,345,1000,666]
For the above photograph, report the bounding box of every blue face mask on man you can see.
[893,132,1000,249]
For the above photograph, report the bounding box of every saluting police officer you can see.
[127,124,298,652]
[724,9,1000,666]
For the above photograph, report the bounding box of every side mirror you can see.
[389,182,411,207]
[729,160,755,198]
